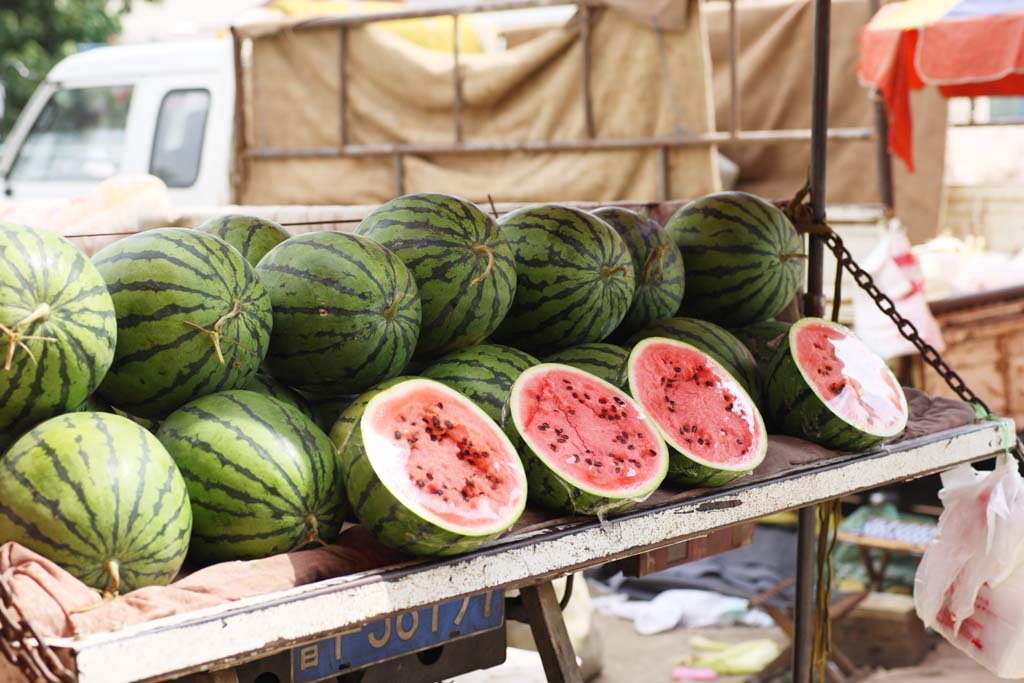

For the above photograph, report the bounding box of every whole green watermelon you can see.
[492,205,635,355]
[93,228,273,419]
[592,207,684,339]
[158,390,347,563]
[256,232,421,398]
[0,223,117,450]
[356,193,517,357]
[195,214,291,266]
[665,192,804,327]
[0,412,192,593]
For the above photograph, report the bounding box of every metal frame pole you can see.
[795,1,832,682]
[868,0,894,213]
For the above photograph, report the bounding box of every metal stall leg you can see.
[793,506,819,683]
[795,0,833,681]
[520,582,584,683]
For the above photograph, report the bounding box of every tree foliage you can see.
[0,1,146,134]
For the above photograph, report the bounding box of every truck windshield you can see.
[9,85,132,182]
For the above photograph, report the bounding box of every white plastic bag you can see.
[915,457,1024,677]
[853,218,945,360]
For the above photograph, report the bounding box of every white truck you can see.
[0,39,235,207]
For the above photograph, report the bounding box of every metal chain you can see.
[820,229,992,414]
[0,571,76,683]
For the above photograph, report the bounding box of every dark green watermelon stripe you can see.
[157,424,300,512]
[177,404,306,503]
[255,263,366,298]
[3,447,101,552]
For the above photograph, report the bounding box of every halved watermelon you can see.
[509,363,669,515]
[331,378,527,556]
[764,318,908,450]
[628,337,767,487]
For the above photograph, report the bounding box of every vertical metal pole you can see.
[658,147,671,200]
[338,26,349,146]
[728,0,740,137]
[795,2,831,683]
[794,508,819,683]
[452,14,465,143]
[393,153,405,195]
[868,0,893,213]
[804,0,830,319]
[581,5,596,138]
[230,27,247,203]
[872,91,895,213]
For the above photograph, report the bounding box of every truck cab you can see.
[0,39,234,206]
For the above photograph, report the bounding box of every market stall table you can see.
[8,393,1006,683]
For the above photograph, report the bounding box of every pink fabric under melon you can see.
[794,322,906,432]
[366,384,524,529]
[632,342,761,467]
[516,368,664,492]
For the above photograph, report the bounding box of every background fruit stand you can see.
[0,2,1014,683]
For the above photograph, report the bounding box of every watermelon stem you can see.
[470,244,495,286]
[602,264,630,281]
[383,292,404,321]
[292,514,327,551]
[182,299,243,365]
[102,559,121,598]
[780,252,808,262]
[1,303,57,372]
[643,244,670,283]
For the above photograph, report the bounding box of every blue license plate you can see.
[291,590,504,682]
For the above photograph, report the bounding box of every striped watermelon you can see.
[256,232,421,399]
[509,363,669,514]
[195,214,290,266]
[491,205,635,355]
[93,228,272,419]
[763,318,908,451]
[331,378,527,556]
[625,318,759,403]
[628,338,767,487]
[544,343,629,389]
[158,390,347,562]
[0,223,117,450]
[420,343,540,447]
[356,193,517,357]
[245,373,314,421]
[592,207,685,339]
[0,412,192,593]
[666,192,804,327]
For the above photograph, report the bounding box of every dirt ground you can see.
[455,613,1004,683]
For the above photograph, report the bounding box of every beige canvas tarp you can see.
[234,3,720,206]
[706,0,948,243]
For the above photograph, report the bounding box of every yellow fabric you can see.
[868,0,959,29]
[266,0,487,52]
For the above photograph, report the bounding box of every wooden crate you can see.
[912,285,1024,429]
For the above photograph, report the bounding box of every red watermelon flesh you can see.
[794,321,907,434]
[629,338,766,469]
[514,365,667,496]
[362,381,526,530]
